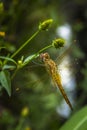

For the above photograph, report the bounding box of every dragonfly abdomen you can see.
[52,72,73,110]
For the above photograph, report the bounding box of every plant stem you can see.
[11,30,40,58]
[15,118,24,130]
[37,44,53,54]
[11,68,19,80]
[11,44,53,79]
[25,44,53,63]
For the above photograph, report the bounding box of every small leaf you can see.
[24,54,39,64]
[59,106,87,130]
[0,70,11,96]
[0,56,17,65]
[3,65,16,70]
[0,47,6,51]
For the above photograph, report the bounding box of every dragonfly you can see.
[40,52,73,110]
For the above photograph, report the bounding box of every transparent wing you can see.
[55,41,76,65]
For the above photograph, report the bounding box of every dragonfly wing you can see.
[55,42,76,65]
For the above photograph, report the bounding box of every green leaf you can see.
[0,70,11,96]
[59,106,87,130]
[0,47,6,51]
[0,56,17,65]
[24,54,39,65]
[3,64,16,70]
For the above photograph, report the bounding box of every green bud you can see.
[21,107,29,117]
[17,60,23,68]
[39,19,53,31]
[0,2,4,13]
[18,60,22,65]
[52,38,65,49]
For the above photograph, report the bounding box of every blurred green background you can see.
[0,0,87,130]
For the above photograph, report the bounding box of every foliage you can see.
[0,0,87,130]
[59,106,87,130]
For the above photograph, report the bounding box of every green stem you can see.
[37,44,53,54]
[11,30,40,58]
[15,118,24,130]
[11,44,53,79]
[22,44,52,67]
[11,68,19,80]
[19,44,53,68]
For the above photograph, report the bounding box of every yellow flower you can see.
[18,60,23,65]
[25,127,31,130]
[21,107,29,117]
[0,2,4,12]
[0,31,5,37]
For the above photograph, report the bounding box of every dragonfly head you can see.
[40,53,50,62]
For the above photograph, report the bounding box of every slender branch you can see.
[11,43,53,79]
[11,68,19,80]
[38,44,53,54]
[11,30,40,58]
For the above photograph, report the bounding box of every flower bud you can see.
[21,107,29,117]
[0,2,4,12]
[52,38,65,49]
[39,19,53,31]
[25,127,31,130]
[18,60,22,65]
